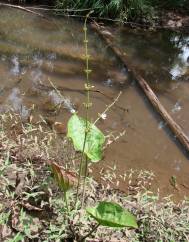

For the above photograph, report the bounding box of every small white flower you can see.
[70,109,76,114]
[100,113,107,120]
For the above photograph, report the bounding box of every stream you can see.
[0,7,189,200]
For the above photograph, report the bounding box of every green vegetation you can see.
[0,116,189,241]
[67,114,105,162]
[55,0,153,22]
[48,15,137,241]
[55,0,189,22]
[0,4,189,242]
[6,0,189,25]
[162,0,189,10]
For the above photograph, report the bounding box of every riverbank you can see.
[0,4,189,198]
[0,4,189,241]
[0,113,189,241]
[2,1,189,32]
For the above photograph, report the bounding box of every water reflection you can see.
[158,121,166,130]
[6,88,29,118]
[171,101,182,113]
[170,36,189,79]
[116,29,189,93]
[10,56,20,75]
[31,69,43,85]
[103,78,113,87]
[48,90,76,113]
[33,53,43,67]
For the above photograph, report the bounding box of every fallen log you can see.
[91,21,189,153]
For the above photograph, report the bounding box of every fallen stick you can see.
[37,83,127,112]
[91,21,189,153]
[0,3,46,18]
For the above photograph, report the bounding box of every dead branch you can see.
[37,83,127,112]
[0,3,45,18]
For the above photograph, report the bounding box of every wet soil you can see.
[159,11,189,32]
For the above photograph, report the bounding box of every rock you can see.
[41,99,57,112]
[167,20,175,27]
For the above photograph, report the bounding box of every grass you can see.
[0,2,189,241]
[5,0,189,25]
[55,0,189,23]
[55,0,154,22]
[0,112,189,241]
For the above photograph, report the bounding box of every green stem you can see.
[81,155,88,208]
[63,191,69,213]
[75,133,88,207]
[75,12,92,209]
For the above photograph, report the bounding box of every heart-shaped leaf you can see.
[86,201,138,228]
[67,114,105,162]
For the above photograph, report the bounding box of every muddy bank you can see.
[0,113,189,241]
[158,11,189,32]
[1,2,189,33]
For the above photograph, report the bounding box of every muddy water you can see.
[0,7,189,200]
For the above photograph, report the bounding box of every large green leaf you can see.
[86,201,138,228]
[67,114,105,162]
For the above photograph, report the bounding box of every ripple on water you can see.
[10,55,20,76]
[171,102,182,113]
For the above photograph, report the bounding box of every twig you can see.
[79,223,100,242]
[0,3,46,18]
[53,13,188,32]
[37,83,127,113]
[103,130,126,150]
[94,91,122,125]
[49,79,65,98]
[180,183,189,190]
[27,6,100,12]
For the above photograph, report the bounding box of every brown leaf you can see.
[20,202,42,212]
[11,205,41,237]
[11,205,22,232]
[53,122,66,134]
[49,161,77,192]
[15,171,27,196]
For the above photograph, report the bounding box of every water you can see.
[0,7,189,200]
